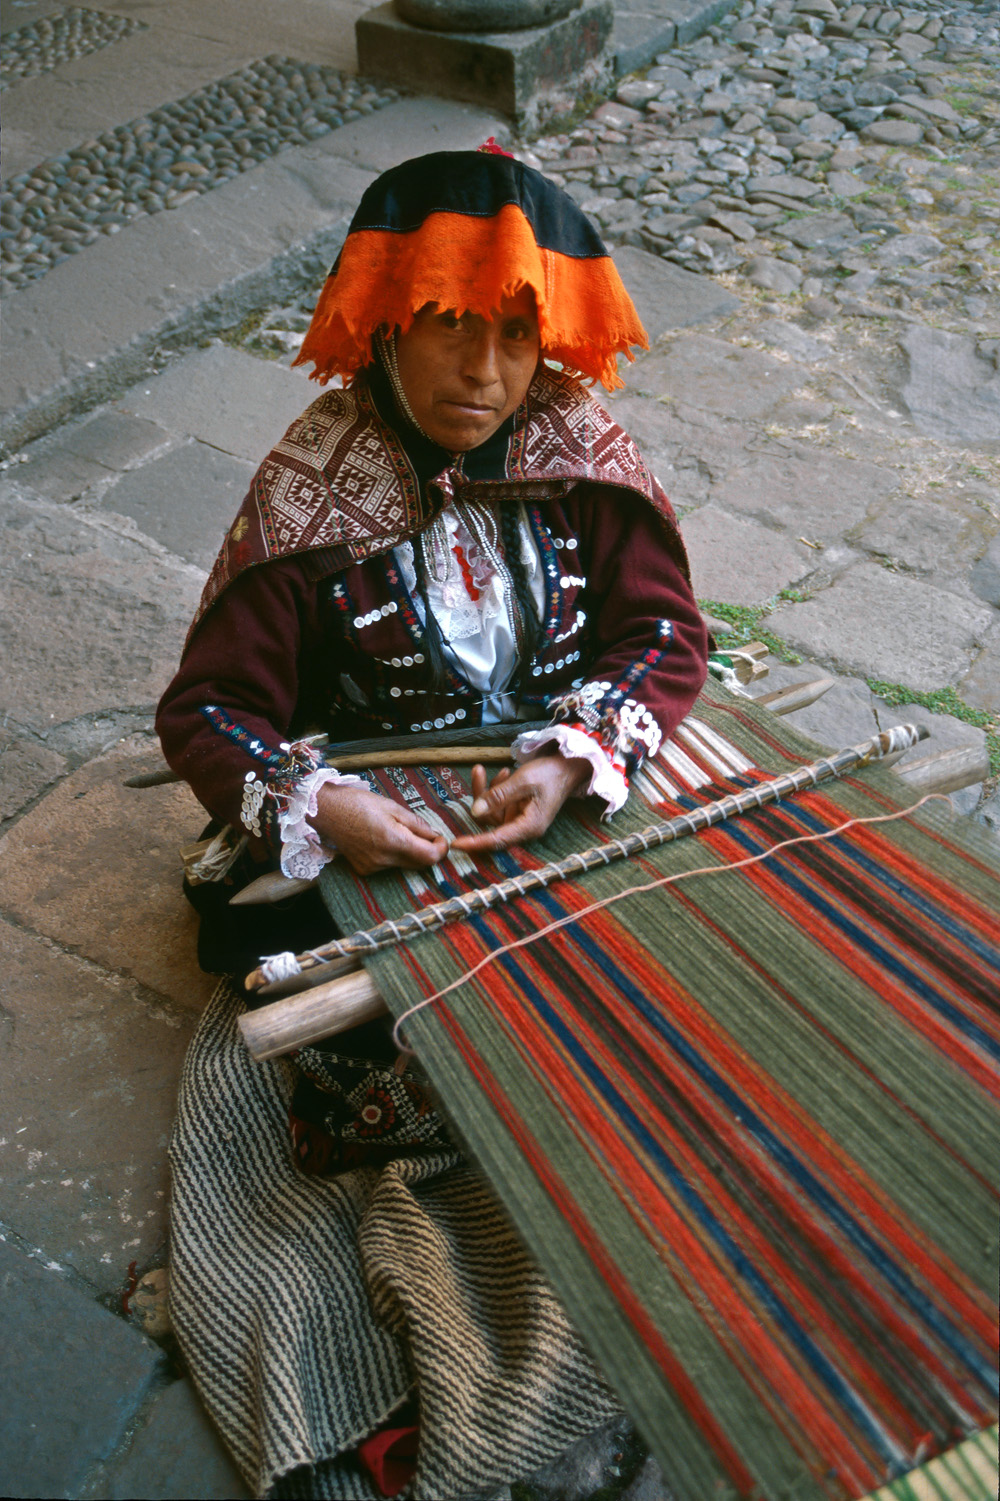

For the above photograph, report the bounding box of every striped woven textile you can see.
[169,984,620,1499]
[318,678,1000,1501]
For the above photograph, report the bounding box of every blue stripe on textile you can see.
[440,863,995,1396]
[707,808,1000,1065]
[434,878,955,1461]
[725,781,1000,977]
[558,916,998,1394]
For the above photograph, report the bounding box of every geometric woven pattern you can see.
[319,680,1000,1501]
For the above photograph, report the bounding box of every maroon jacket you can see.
[156,370,708,849]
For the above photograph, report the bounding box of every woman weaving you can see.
[157,145,708,1499]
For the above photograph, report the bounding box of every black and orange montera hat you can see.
[294,144,648,392]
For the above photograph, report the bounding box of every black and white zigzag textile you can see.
[168,982,618,1498]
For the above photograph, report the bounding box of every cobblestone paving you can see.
[0,57,401,293]
[0,4,146,91]
[523,0,1000,330]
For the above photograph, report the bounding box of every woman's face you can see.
[394,286,540,452]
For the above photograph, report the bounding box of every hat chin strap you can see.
[375,328,441,448]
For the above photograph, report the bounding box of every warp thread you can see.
[255,724,926,990]
[389,794,950,1051]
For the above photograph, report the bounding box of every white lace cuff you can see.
[513,724,629,817]
[277,766,366,881]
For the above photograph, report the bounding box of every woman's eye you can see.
[503,321,534,342]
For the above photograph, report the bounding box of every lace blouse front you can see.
[395,498,545,724]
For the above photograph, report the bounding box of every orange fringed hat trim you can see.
[294,204,648,393]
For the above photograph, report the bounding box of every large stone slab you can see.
[0,748,213,1013]
[0,1239,163,1498]
[681,505,815,605]
[710,450,899,540]
[0,730,67,836]
[748,663,988,771]
[96,1377,251,1500]
[960,626,1000,714]
[897,325,1000,448]
[595,393,726,508]
[115,345,312,465]
[99,441,255,570]
[0,919,195,1287]
[16,412,176,506]
[631,335,802,420]
[0,486,203,732]
[970,534,1000,608]
[759,563,994,691]
[857,493,994,582]
[612,246,741,341]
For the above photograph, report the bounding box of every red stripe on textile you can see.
[430,924,918,1484]
[542,954,959,1448]
[431,994,764,1499]
[486,922,980,1459]
[437,885,995,1389]
[683,807,1000,1099]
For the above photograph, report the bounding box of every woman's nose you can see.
[461,325,502,387]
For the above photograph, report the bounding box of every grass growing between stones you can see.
[697,598,803,664]
[867,678,1000,777]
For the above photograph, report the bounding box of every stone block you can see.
[782,213,859,249]
[632,334,803,420]
[613,13,676,76]
[595,393,717,507]
[860,119,924,145]
[682,505,815,606]
[960,629,1000,714]
[759,563,994,691]
[896,326,1000,448]
[0,916,198,1286]
[759,665,988,770]
[55,412,176,473]
[858,493,993,581]
[612,247,740,340]
[755,319,832,365]
[970,535,1000,608]
[356,0,614,129]
[99,441,255,571]
[96,1378,251,1500]
[116,345,313,466]
[11,447,116,504]
[873,232,944,269]
[0,748,214,1013]
[0,486,203,732]
[0,731,67,834]
[748,664,882,750]
[826,171,868,198]
[0,1238,163,1498]
[308,96,511,176]
[711,450,899,540]
[745,255,804,294]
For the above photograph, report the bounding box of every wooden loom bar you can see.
[238,720,941,1060]
[241,968,382,1059]
[240,724,929,1024]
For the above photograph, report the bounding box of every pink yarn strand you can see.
[391,795,948,1052]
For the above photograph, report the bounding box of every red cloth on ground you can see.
[357,1421,420,1498]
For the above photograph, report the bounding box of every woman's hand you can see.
[450,754,591,854]
[310,783,449,875]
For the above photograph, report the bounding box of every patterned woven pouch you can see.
[289,1042,452,1175]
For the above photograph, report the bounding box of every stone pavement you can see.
[1,0,998,1498]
